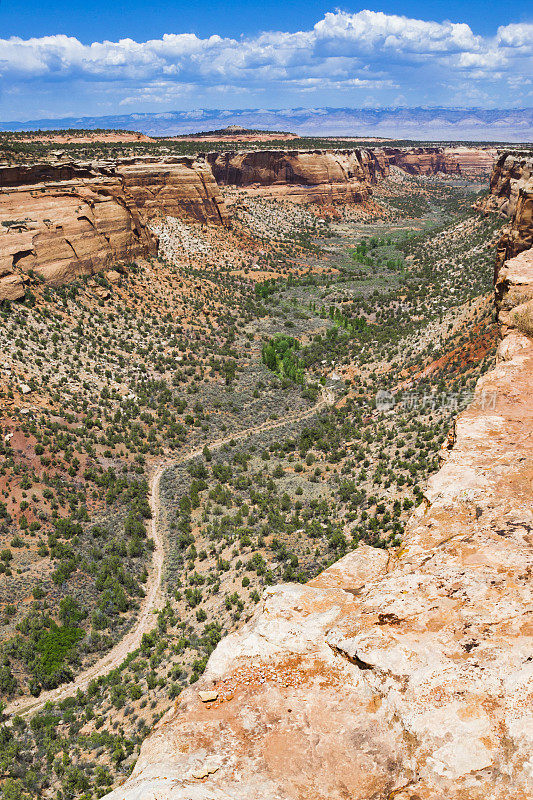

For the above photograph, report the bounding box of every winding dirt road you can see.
[5,389,333,719]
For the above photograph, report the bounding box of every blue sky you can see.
[0,2,531,121]
[3,0,532,42]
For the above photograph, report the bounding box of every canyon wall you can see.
[382,146,461,176]
[486,152,533,217]
[0,146,501,302]
[115,157,229,226]
[206,146,496,202]
[206,148,388,204]
[444,146,497,178]
[485,154,533,275]
[105,157,533,800]
[0,168,156,302]
[383,146,496,178]
[0,157,229,301]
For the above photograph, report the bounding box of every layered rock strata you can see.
[489,155,533,275]
[206,149,388,204]
[115,157,229,226]
[206,146,494,204]
[0,170,156,301]
[0,157,229,301]
[443,146,497,178]
[384,146,496,177]
[486,152,533,217]
[0,145,510,303]
[104,161,533,800]
[382,146,461,176]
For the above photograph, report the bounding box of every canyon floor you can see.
[0,156,522,799]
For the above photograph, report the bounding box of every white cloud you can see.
[0,10,531,112]
[313,10,483,55]
[496,22,533,48]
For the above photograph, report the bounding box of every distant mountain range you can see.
[1,107,532,142]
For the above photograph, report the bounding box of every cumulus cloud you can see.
[313,10,483,55]
[496,22,533,48]
[0,10,531,113]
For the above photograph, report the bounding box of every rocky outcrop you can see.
[495,248,533,336]
[488,154,533,276]
[116,156,229,226]
[495,177,533,331]
[496,180,533,272]
[444,147,497,178]
[0,170,156,301]
[0,163,95,188]
[0,157,229,301]
[104,176,533,800]
[381,146,461,176]
[206,149,388,204]
[206,146,492,204]
[486,152,533,217]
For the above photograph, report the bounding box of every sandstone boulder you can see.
[0,272,25,301]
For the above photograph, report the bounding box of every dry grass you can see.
[511,299,533,336]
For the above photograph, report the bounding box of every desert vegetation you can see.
[0,159,504,799]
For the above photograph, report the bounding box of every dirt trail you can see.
[5,389,333,719]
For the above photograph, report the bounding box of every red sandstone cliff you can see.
[206,148,388,204]
[496,178,533,272]
[116,156,229,226]
[381,146,461,176]
[485,153,533,275]
[0,168,156,301]
[444,146,497,178]
[486,152,533,217]
[103,163,533,800]
[0,146,503,303]
[0,158,229,302]
[206,146,494,203]
[367,145,494,179]
[396,146,496,178]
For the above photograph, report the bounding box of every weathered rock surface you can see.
[0,157,229,301]
[0,171,156,301]
[380,146,495,178]
[379,146,496,178]
[444,146,497,178]
[116,156,229,226]
[206,149,388,204]
[487,154,533,277]
[497,184,533,272]
[496,248,533,331]
[0,163,95,188]
[485,153,533,217]
[104,162,533,799]
[0,145,500,301]
[206,146,491,205]
[382,146,462,176]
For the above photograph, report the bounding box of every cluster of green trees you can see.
[261,335,305,384]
